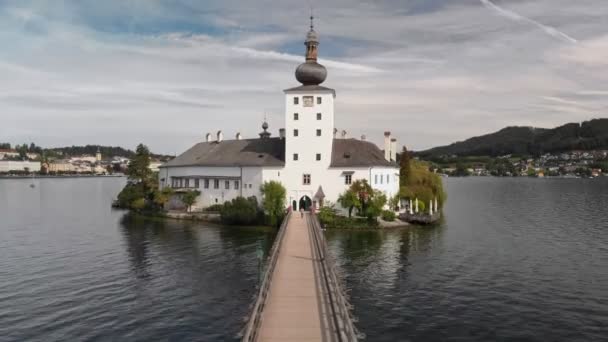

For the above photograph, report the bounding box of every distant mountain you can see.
[417,118,608,158]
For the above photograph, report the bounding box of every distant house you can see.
[0,160,41,173]
[48,160,75,173]
[0,149,19,160]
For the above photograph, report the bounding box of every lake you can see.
[1,177,607,341]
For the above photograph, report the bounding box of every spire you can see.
[310,7,314,31]
[295,12,327,85]
[259,118,271,139]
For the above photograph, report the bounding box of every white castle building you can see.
[159,19,400,212]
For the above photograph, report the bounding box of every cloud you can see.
[0,0,606,153]
[480,0,578,44]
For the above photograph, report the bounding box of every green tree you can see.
[127,144,152,184]
[337,189,358,218]
[260,181,287,227]
[350,179,373,215]
[400,159,447,209]
[388,194,400,211]
[399,145,411,186]
[181,190,201,212]
[153,187,174,209]
[366,190,387,219]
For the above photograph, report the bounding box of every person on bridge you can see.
[300,207,304,218]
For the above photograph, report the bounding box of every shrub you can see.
[381,210,396,221]
[181,190,201,212]
[204,204,224,212]
[116,182,146,209]
[220,196,262,225]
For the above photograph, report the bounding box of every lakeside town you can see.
[0,144,165,176]
[430,150,608,178]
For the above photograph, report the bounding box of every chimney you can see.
[279,128,285,139]
[236,132,242,140]
[341,130,348,139]
[217,130,223,143]
[205,133,212,143]
[384,131,391,161]
[390,138,397,162]
[361,134,366,141]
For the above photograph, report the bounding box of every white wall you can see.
[284,89,335,170]
[159,165,267,210]
[0,161,41,172]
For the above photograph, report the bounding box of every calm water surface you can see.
[328,177,608,342]
[0,178,275,341]
[1,177,607,341]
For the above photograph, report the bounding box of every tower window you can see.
[293,97,299,105]
[345,174,352,185]
[293,153,299,161]
[317,97,322,104]
[294,129,299,137]
[316,153,321,161]
[303,174,311,185]
[316,129,321,136]
[317,113,322,120]
[294,113,299,120]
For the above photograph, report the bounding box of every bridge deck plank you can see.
[257,213,334,342]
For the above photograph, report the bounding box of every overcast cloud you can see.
[1,0,607,154]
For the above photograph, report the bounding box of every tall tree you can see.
[337,189,358,218]
[399,145,411,187]
[181,190,201,212]
[127,144,152,183]
[260,181,287,227]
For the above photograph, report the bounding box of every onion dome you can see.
[294,15,327,86]
[259,120,271,139]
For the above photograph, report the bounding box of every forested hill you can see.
[416,118,608,158]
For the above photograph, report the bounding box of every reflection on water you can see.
[327,177,608,342]
[2,177,607,342]
[0,178,276,342]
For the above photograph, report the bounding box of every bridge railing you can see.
[309,212,363,341]
[241,211,291,342]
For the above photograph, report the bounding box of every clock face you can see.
[303,96,314,107]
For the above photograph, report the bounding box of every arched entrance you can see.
[298,195,312,211]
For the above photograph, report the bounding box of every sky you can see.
[1,0,607,154]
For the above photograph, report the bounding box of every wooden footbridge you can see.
[242,211,361,342]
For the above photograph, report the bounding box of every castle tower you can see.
[283,15,336,210]
[284,15,335,170]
